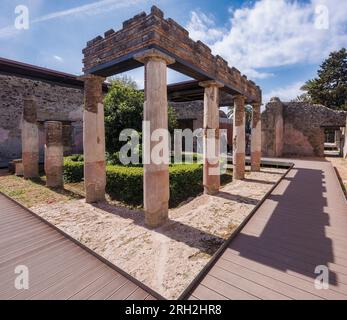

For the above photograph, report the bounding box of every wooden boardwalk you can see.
[0,192,158,300]
[188,159,347,300]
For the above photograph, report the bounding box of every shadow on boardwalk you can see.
[232,166,338,285]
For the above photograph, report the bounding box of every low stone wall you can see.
[0,74,84,166]
[262,98,347,157]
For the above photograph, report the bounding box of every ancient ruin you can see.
[262,98,347,157]
[82,6,262,227]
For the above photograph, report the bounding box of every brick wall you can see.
[83,6,261,103]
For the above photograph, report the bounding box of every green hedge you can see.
[106,164,203,207]
[63,156,232,207]
[106,165,144,205]
[169,164,203,206]
[63,157,84,183]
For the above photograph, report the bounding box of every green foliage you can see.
[106,150,142,167]
[106,165,144,205]
[106,164,203,207]
[63,157,205,207]
[104,78,144,153]
[168,104,178,133]
[104,77,179,154]
[299,48,347,110]
[63,157,84,182]
[68,154,84,162]
[168,164,203,207]
[291,93,313,103]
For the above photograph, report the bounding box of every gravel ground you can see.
[31,167,286,299]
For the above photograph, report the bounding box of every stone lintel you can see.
[134,49,175,65]
[199,80,224,88]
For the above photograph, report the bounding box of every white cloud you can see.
[32,0,144,23]
[186,0,347,80]
[53,55,63,62]
[186,11,224,45]
[0,0,146,39]
[263,81,305,104]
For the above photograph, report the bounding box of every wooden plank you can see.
[186,159,347,300]
[0,193,155,300]
[209,265,290,300]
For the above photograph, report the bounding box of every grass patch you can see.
[0,175,81,208]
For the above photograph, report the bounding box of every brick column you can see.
[233,95,246,180]
[251,102,262,171]
[45,121,63,188]
[199,80,224,195]
[135,49,174,228]
[22,97,39,179]
[83,74,106,203]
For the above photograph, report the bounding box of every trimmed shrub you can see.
[68,154,84,162]
[106,165,143,205]
[63,157,231,207]
[63,157,84,182]
[169,164,203,206]
[106,164,203,207]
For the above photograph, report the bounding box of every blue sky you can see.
[1,0,346,103]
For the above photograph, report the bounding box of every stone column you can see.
[83,74,106,203]
[233,95,246,180]
[135,49,174,228]
[22,97,39,179]
[251,102,262,171]
[62,123,73,156]
[199,80,224,195]
[45,121,63,188]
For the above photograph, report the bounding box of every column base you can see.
[46,167,63,188]
[84,161,106,203]
[145,203,169,228]
[144,168,169,228]
[204,184,220,195]
[22,152,39,179]
[233,152,245,180]
[251,151,261,172]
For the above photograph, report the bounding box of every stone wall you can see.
[170,101,203,131]
[0,74,84,166]
[262,98,347,157]
[170,100,233,146]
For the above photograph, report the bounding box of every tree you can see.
[104,76,178,154]
[299,48,347,110]
[291,93,312,103]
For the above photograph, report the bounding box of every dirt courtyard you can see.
[0,167,286,299]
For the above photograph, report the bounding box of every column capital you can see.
[79,74,106,82]
[45,121,63,147]
[134,48,175,65]
[252,101,262,109]
[199,80,224,88]
[233,94,245,104]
